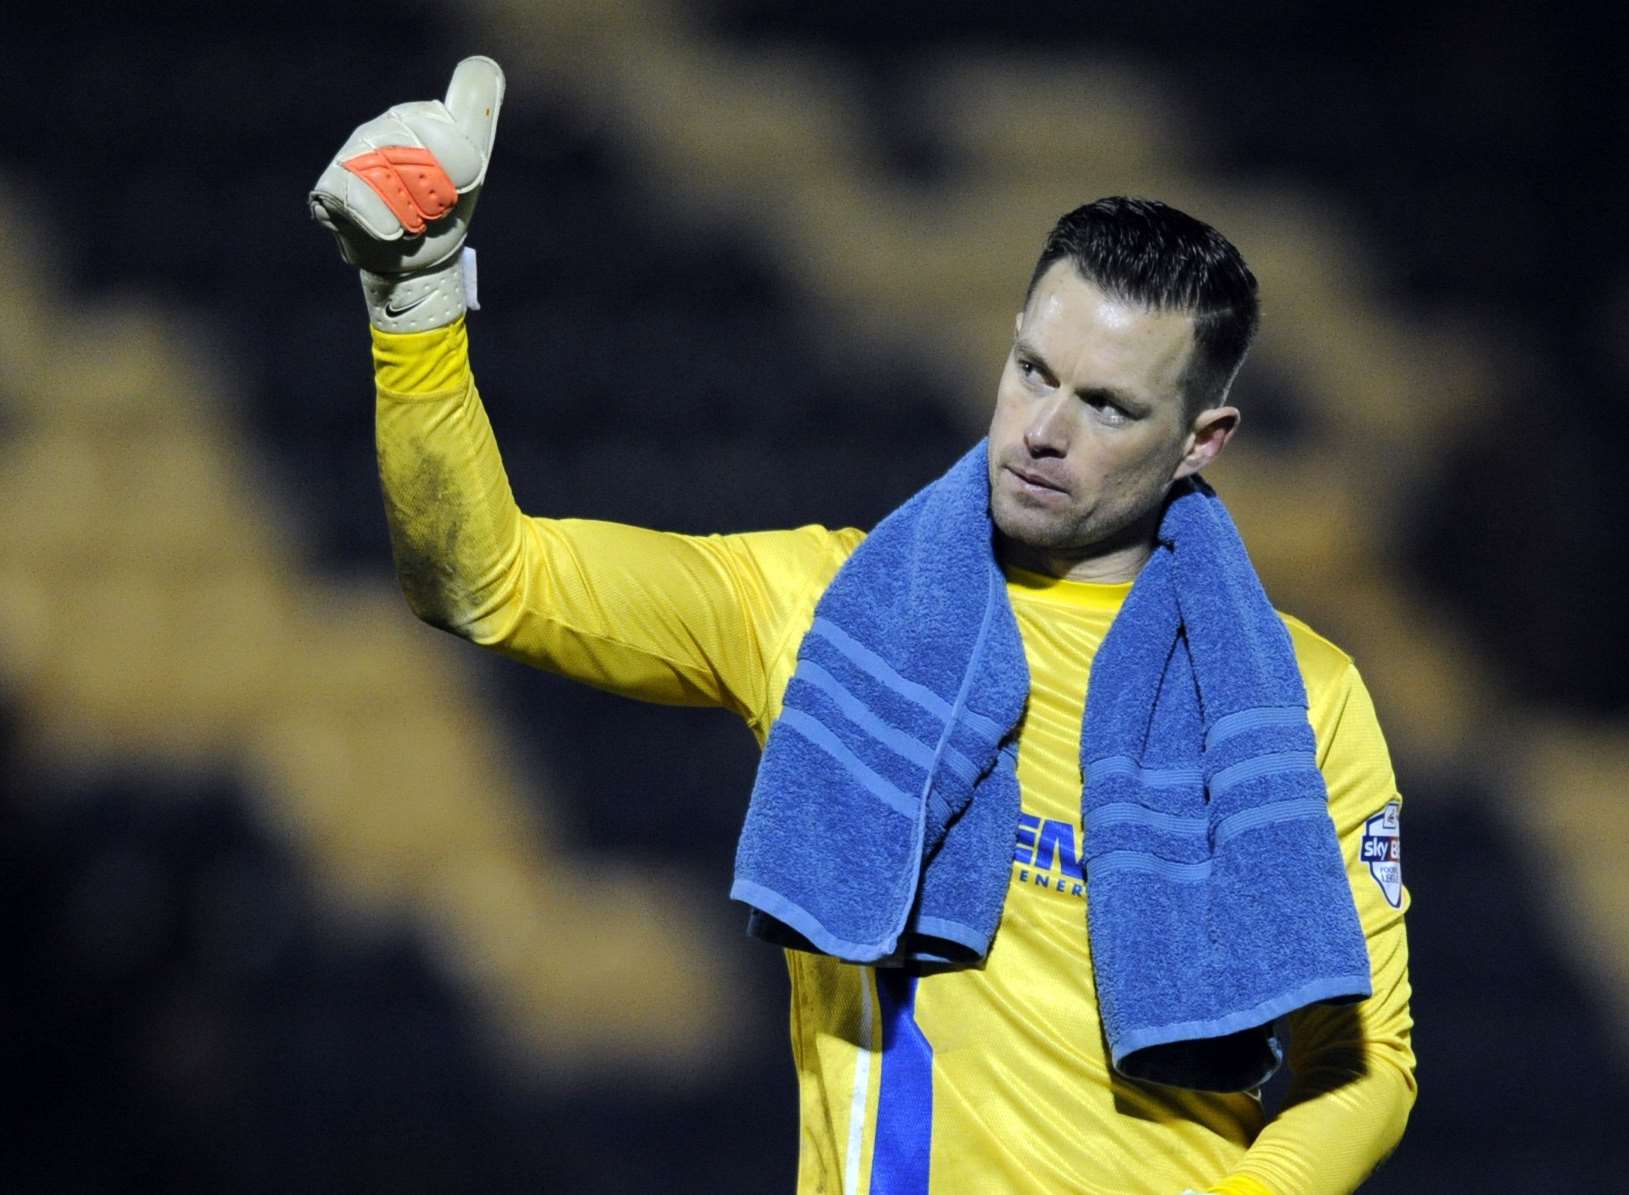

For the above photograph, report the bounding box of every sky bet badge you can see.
[1362,801,1403,907]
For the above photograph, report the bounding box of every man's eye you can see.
[1089,397,1129,423]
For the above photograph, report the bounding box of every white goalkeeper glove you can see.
[309,56,505,332]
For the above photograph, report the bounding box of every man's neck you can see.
[999,537,1152,584]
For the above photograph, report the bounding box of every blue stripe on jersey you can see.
[871,970,933,1195]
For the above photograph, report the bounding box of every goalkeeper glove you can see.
[309,56,505,332]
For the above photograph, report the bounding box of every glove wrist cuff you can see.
[361,246,479,333]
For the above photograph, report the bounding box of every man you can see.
[312,58,1414,1194]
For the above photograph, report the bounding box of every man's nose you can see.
[1023,394,1071,458]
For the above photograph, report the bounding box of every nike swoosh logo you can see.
[383,294,431,318]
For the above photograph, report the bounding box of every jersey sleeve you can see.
[371,319,857,731]
[1213,660,1417,1195]
[473,518,851,729]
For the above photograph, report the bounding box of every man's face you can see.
[988,261,1223,577]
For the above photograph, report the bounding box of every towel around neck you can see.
[731,440,1371,1091]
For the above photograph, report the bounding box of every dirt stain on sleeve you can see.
[378,444,469,634]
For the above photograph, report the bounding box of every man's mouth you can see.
[1005,463,1070,496]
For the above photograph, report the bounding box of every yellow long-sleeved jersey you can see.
[372,318,1416,1195]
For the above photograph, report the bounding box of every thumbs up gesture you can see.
[310,57,505,330]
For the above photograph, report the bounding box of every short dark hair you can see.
[1025,197,1260,412]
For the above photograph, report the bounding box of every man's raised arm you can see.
[309,59,850,726]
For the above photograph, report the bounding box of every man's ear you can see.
[1173,405,1240,480]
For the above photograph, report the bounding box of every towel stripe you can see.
[795,660,981,788]
[870,970,932,1195]
[1085,796,1330,844]
[1084,802,1208,837]
[811,617,1005,741]
[780,708,916,817]
[1088,797,1328,881]
[1210,750,1318,796]
[1212,796,1330,847]
[1204,705,1308,750]
[810,618,951,719]
[1088,850,1212,883]
[1085,756,1204,788]
[795,661,936,771]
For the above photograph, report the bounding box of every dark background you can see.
[3,2,1625,1190]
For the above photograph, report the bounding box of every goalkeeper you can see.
[311,58,1415,1195]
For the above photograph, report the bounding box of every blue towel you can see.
[732,442,1028,965]
[731,440,1372,1090]
[1078,477,1372,1089]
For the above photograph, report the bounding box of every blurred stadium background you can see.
[3,1,1625,1190]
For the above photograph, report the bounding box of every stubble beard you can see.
[992,484,1165,576]
[992,494,1093,552]
[990,485,1107,569]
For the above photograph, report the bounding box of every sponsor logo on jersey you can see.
[1361,800,1403,907]
[1012,811,1085,899]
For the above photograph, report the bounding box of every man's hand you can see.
[310,56,504,331]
